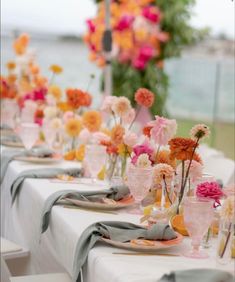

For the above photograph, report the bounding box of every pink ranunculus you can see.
[131,142,154,165]
[142,6,161,23]
[122,108,136,125]
[79,128,92,144]
[115,15,134,31]
[63,111,75,123]
[101,96,118,113]
[150,116,177,146]
[132,57,146,70]
[92,132,110,144]
[196,181,224,207]
[123,131,138,147]
[86,19,96,33]
[139,45,155,61]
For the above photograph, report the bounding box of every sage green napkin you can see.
[11,167,83,204]
[72,221,177,282]
[157,268,234,282]
[1,150,25,183]
[1,135,21,144]
[40,185,130,234]
[25,147,54,158]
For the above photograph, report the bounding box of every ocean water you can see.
[1,36,234,123]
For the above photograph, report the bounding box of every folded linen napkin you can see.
[25,147,54,158]
[11,167,84,204]
[1,135,22,144]
[157,268,234,282]
[1,150,25,183]
[72,221,176,282]
[40,185,130,234]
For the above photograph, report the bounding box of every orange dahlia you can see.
[169,137,198,161]
[82,110,102,132]
[110,124,125,145]
[66,88,92,109]
[134,88,155,108]
[155,149,176,168]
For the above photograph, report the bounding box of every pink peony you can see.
[177,160,203,183]
[131,141,154,165]
[123,131,138,147]
[115,15,134,31]
[150,116,177,146]
[196,181,224,207]
[142,6,161,23]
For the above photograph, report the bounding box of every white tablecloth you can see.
[1,149,234,281]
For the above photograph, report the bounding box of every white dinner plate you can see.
[1,140,24,148]
[15,156,62,164]
[65,195,135,210]
[101,233,183,252]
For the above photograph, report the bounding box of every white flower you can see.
[136,153,152,168]
[50,118,62,130]
[111,97,132,117]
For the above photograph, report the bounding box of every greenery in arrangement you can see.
[85,0,207,116]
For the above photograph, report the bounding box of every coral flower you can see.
[143,125,153,137]
[134,88,155,108]
[66,88,92,109]
[196,181,224,207]
[57,102,73,112]
[190,124,210,140]
[65,118,82,137]
[6,61,16,70]
[110,124,125,145]
[112,96,131,117]
[153,163,175,186]
[150,116,177,146]
[155,149,176,168]
[49,64,63,74]
[82,110,102,132]
[169,137,198,161]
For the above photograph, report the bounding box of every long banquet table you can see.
[1,146,234,282]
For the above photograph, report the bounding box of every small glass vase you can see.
[105,154,127,183]
[216,220,233,265]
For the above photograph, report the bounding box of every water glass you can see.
[18,123,39,150]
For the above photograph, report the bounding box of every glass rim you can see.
[128,165,153,172]
[20,122,39,128]
[184,196,214,205]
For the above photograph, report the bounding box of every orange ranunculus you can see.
[49,64,63,74]
[111,124,125,145]
[66,88,92,109]
[135,88,155,108]
[168,137,198,161]
[155,149,176,168]
[57,102,73,112]
[65,118,82,137]
[82,110,102,132]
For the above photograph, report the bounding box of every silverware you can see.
[112,252,179,257]
[63,205,118,215]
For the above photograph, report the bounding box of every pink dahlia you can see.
[196,181,224,207]
[131,142,154,165]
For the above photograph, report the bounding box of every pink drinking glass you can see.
[183,196,214,259]
[126,165,153,214]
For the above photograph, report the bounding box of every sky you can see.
[1,0,234,38]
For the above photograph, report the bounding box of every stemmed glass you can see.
[183,196,214,258]
[126,165,153,214]
[84,144,107,183]
[18,123,39,151]
[42,124,56,149]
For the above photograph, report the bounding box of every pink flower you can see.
[139,45,155,61]
[122,108,136,125]
[131,141,154,165]
[63,111,74,123]
[132,57,146,70]
[101,96,118,113]
[196,181,224,207]
[86,19,96,33]
[177,160,203,183]
[92,132,110,143]
[112,96,131,117]
[153,163,175,186]
[142,6,161,23]
[33,88,47,101]
[115,15,134,31]
[150,116,177,146]
[123,131,138,147]
[79,128,91,144]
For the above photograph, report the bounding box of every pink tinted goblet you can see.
[183,196,214,259]
[126,165,153,214]
[18,123,39,150]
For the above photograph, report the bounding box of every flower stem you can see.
[163,176,172,205]
[128,105,141,130]
[220,222,232,258]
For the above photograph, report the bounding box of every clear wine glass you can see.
[126,165,153,214]
[183,196,214,259]
[85,145,107,183]
[18,123,39,151]
[42,124,56,149]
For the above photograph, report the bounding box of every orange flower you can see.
[57,102,73,112]
[65,118,82,137]
[6,61,16,70]
[143,125,153,137]
[49,64,63,74]
[13,33,30,55]
[135,88,155,108]
[49,85,62,101]
[30,64,40,75]
[66,88,92,109]
[155,149,176,168]
[111,124,125,145]
[82,110,102,132]
[169,137,198,161]
[7,74,17,84]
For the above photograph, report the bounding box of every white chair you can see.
[1,238,71,282]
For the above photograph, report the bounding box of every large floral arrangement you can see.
[84,0,205,115]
